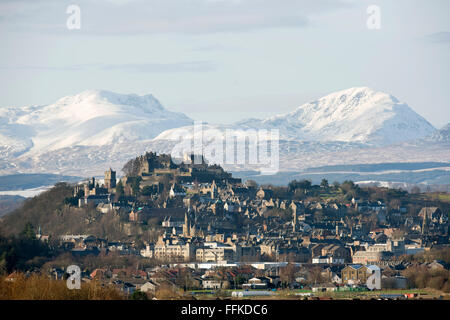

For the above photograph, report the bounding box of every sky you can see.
[0,0,449,127]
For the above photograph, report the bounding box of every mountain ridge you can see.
[155,87,437,145]
[0,90,193,157]
[428,123,450,142]
[0,87,448,181]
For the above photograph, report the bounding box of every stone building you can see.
[104,168,116,191]
[151,234,196,262]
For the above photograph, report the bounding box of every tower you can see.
[210,180,216,199]
[292,211,297,232]
[104,168,116,191]
[84,183,90,197]
[183,210,191,237]
[291,201,297,232]
[421,207,429,235]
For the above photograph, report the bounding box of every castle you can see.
[75,168,117,207]
[131,152,241,188]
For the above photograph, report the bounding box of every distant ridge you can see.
[155,87,436,146]
[0,90,193,157]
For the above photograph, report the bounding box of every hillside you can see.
[0,195,25,218]
[0,183,130,239]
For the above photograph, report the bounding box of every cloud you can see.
[0,0,352,35]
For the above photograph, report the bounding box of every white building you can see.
[196,242,237,263]
[312,256,345,264]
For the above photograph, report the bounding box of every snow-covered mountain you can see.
[428,123,450,142]
[155,87,436,145]
[0,90,193,157]
[0,87,448,184]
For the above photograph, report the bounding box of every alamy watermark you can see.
[66,5,81,30]
[366,5,381,30]
[170,121,280,175]
[66,264,81,290]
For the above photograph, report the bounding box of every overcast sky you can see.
[0,0,449,127]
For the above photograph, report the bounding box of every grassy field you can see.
[189,288,446,300]
[435,193,450,202]
[415,192,450,203]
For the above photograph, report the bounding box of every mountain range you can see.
[0,87,448,186]
[0,90,192,157]
[156,87,436,146]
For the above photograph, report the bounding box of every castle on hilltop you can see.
[74,152,241,208]
[124,152,241,185]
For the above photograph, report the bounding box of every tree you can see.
[320,179,329,188]
[64,197,78,206]
[21,223,35,240]
[122,157,143,177]
[340,180,356,194]
[115,181,125,201]
[141,185,155,196]
[245,180,258,188]
[128,177,142,197]
[288,180,312,193]
[233,275,247,288]
[131,290,148,300]
[175,267,195,291]
[307,266,324,285]
[279,263,298,287]
[388,199,401,211]
[411,186,421,194]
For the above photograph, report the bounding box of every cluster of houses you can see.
[52,152,449,295]
[45,251,448,295]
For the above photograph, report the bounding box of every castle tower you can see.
[105,168,116,191]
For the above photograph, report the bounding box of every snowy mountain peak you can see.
[254,87,436,144]
[313,86,400,107]
[0,90,193,156]
[0,87,446,177]
[55,90,165,113]
[283,86,400,124]
[155,87,436,146]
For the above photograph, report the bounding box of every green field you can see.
[415,192,450,203]
[189,288,445,300]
